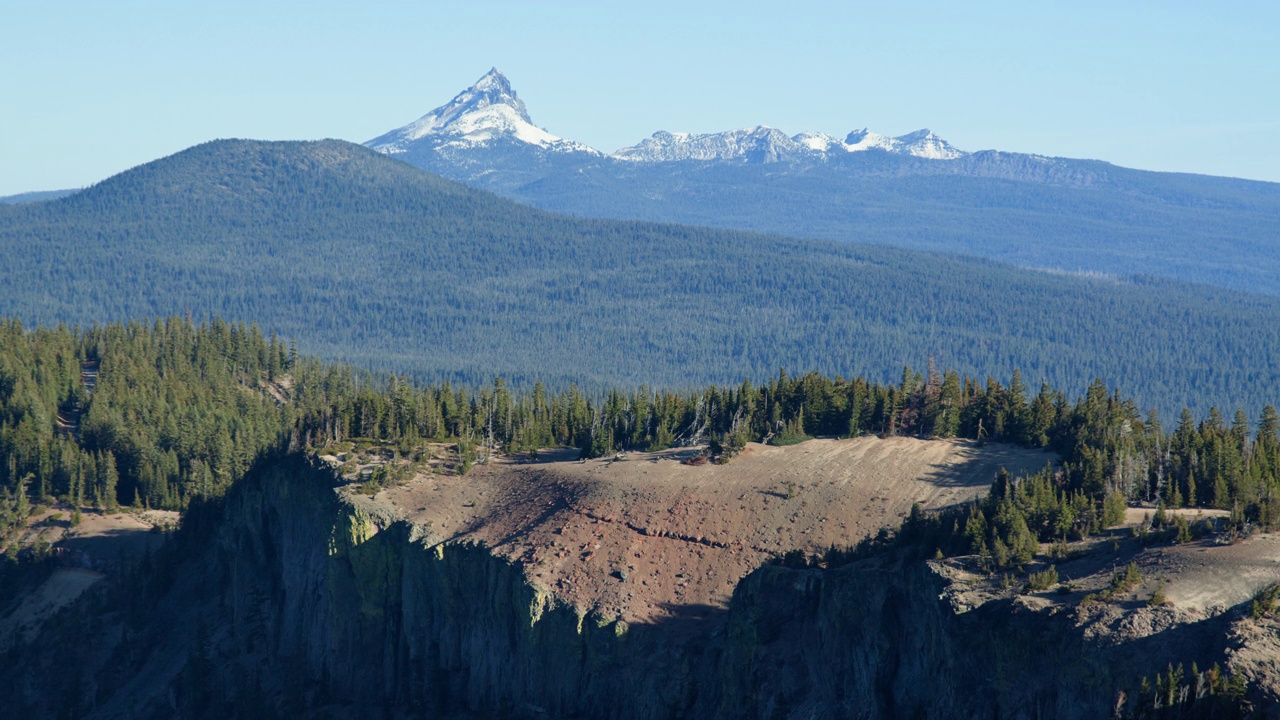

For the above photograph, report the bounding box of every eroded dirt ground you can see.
[368,437,1055,624]
[0,506,178,652]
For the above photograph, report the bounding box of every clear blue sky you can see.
[3,0,1278,195]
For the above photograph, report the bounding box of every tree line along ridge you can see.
[2,317,1279,551]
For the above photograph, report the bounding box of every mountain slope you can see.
[0,189,78,204]
[1,138,1278,414]
[366,72,1280,296]
[506,154,1280,295]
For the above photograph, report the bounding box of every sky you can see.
[2,0,1279,195]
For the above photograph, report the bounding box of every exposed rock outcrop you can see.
[7,454,1278,718]
[212,457,1273,718]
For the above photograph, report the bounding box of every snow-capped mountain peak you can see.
[366,69,598,155]
[792,131,846,153]
[468,67,519,101]
[892,129,965,160]
[844,129,898,153]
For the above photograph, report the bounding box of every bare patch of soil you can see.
[371,437,1053,624]
[945,527,1280,647]
[1121,507,1229,528]
[10,505,177,567]
[0,568,103,652]
[1144,535,1280,612]
[0,506,178,654]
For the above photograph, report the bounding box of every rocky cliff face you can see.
[8,454,1263,718]
[195,456,1267,719]
[218,456,702,719]
[705,561,1230,719]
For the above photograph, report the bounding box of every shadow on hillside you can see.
[631,601,729,639]
[453,471,582,548]
[59,526,163,560]
[915,441,1057,497]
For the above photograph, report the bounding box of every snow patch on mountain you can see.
[613,125,966,162]
[613,126,810,163]
[893,129,965,160]
[793,131,846,153]
[844,129,899,153]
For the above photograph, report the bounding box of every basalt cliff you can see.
[6,446,1280,718]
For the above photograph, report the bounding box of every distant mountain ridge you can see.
[2,138,1280,416]
[611,126,964,163]
[365,70,1280,296]
[0,189,78,204]
[369,68,965,163]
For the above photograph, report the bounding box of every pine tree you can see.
[1102,491,1127,528]
[15,474,31,523]
[1149,581,1168,607]
[101,452,119,512]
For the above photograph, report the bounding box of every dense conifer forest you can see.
[4,318,1278,550]
[2,139,1279,417]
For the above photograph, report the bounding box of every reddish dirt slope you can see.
[374,437,1054,624]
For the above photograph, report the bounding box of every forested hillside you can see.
[0,189,77,205]
[395,134,1280,295]
[0,319,292,522]
[1,139,1278,415]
